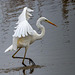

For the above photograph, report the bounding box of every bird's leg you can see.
[26,58,36,66]
[22,47,28,67]
[12,48,21,58]
[12,47,35,66]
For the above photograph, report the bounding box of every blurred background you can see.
[0,0,75,75]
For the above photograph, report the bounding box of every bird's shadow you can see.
[0,65,43,75]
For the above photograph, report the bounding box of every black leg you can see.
[12,47,35,66]
[12,47,27,66]
[12,56,35,65]
[27,58,35,66]
[22,47,28,66]
[12,48,21,58]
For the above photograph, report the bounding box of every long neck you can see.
[36,19,45,40]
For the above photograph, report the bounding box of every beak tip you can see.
[47,20,58,27]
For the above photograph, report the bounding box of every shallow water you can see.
[0,0,75,75]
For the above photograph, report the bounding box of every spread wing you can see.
[13,7,34,38]
[12,7,34,50]
[16,7,34,24]
[13,20,34,37]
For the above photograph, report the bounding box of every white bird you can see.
[5,7,57,66]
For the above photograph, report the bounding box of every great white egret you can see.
[5,7,57,66]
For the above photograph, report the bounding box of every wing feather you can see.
[16,7,34,24]
[13,20,34,38]
[21,25,25,37]
[12,7,34,49]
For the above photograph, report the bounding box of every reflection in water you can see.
[62,0,70,44]
[62,0,69,20]
[37,0,44,17]
[62,0,75,44]
[0,65,42,75]
[0,0,25,23]
[62,0,75,51]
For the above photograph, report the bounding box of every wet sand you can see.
[0,0,75,75]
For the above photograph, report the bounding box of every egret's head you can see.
[40,17,57,27]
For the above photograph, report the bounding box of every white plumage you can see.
[5,7,35,52]
[12,7,34,50]
[5,7,57,53]
[4,7,57,67]
[16,7,33,24]
[13,20,34,37]
[14,7,34,38]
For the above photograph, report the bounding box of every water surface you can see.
[0,0,75,75]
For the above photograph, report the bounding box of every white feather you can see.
[4,45,13,52]
[16,7,34,24]
[13,20,34,38]
[13,37,18,50]
[12,7,34,51]
[27,7,34,12]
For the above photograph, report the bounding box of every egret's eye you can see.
[45,19,48,22]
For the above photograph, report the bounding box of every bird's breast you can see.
[17,35,35,47]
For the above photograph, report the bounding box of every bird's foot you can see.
[28,58,36,66]
[22,62,27,67]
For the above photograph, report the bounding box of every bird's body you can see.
[5,7,57,66]
[5,16,46,52]
[16,17,46,48]
[15,31,39,48]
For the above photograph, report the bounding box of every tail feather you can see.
[5,45,13,53]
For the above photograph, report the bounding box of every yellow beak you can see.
[46,20,57,27]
